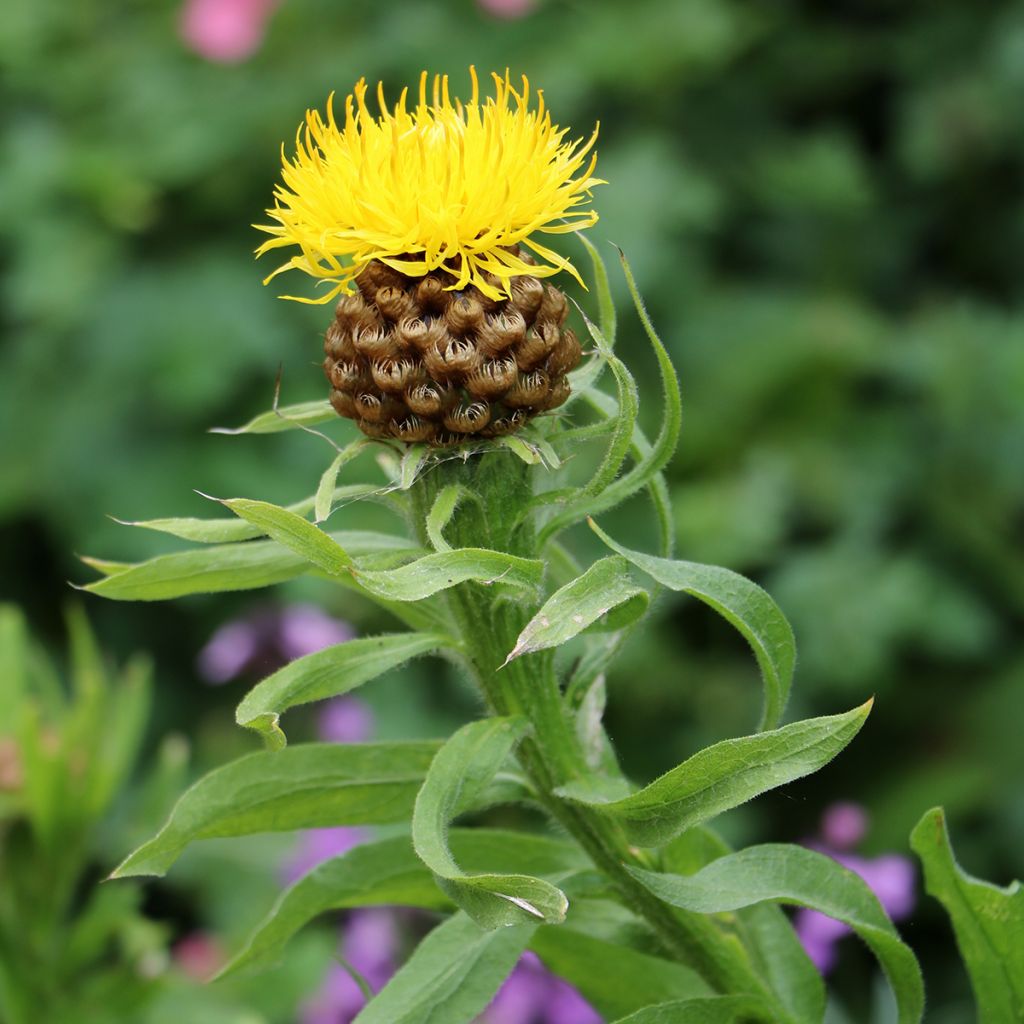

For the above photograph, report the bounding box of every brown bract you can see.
[323,255,582,445]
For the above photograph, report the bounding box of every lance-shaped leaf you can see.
[661,828,824,1024]
[610,996,775,1024]
[911,807,1024,1023]
[412,718,569,928]
[591,521,795,730]
[236,632,451,748]
[352,912,533,1024]
[530,926,711,1021]
[210,398,338,435]
[222,829,587,977]
[217,497,354,573]
[506,556,649,664]
[118,485,379,545]
[111,741,441,878]
[353,549,544,603]
[556,702,871,847]
[628,845,924,1024]
[81,531,418,601]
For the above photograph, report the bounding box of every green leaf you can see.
[506,556,648,664]
[576,232,617,349]
[352,548,544,603]
[425,485,474,553]
[352,912,533,1024]
[0,605,28,728]
[536,310,638,547]
[412,718,569,927]
[314,440,376,522]
[616,249,683,490]
[911,807,1024,1023]
[217,496,354,573]
[585,387,674,558]
[222,829,587,977]
[236,632,451,747]
[117,485,379,544]
[557,702,871,847]
[111,740,441,878]
[661,829,824,1024]
[629,845,924,1024]
[81,531,417,601]
[591,521,795,730]
[210,398,338,435]
[576,308,639,501]
[611,996,775,1023]
[530,925,711,1021]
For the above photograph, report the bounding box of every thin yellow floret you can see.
[255,68,603,303]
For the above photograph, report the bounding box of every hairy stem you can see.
[408,452,786,1013]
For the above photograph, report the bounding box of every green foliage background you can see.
[2,0,1022,1020]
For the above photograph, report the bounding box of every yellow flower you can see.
[256,68,603,304]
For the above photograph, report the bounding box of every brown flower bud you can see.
[322,256,583,444]
[444,399,491,434]
[371,358,425,394]
[504,369,551,408]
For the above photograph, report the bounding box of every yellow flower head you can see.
[256,68,603,304]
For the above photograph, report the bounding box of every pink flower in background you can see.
[795,802,916,974]
[180,0,280,64]
[172,931,225,981]
[476,0,536,19]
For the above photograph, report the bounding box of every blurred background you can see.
[2,0,1022,1021]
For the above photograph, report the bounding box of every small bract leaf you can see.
[117,485,378,545]
[426,485,474,553]
[210,398,337,435]
[352,912,533,1024]
[557,702,871,846]
[590,520,795,730]
[506,556,648,664]
[217,497,354,574]
[111,741,440,878]
[911,807,1024,1023]
[412,717,569,928]
[315,439,376,522]
[353,549,544,603]
[236,632,451,746]
[629,845,924,1024]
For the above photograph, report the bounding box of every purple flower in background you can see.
[319,696,375,744]
[179,0,280,64]
[300,910,399,1024]
[480,951,600,1024]
[795,802,916,973]
[197,603,353,684]
[282,826,369,887]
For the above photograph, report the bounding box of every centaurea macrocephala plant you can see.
[87,70,1022,1023]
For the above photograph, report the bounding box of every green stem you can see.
[408,452,785,1013]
